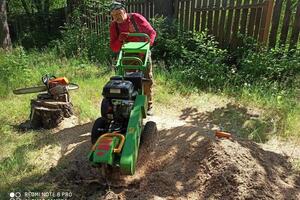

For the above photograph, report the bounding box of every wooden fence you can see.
[123,0,300,48]
[9,0,300,49]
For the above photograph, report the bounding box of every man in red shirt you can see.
[110,1,156,115]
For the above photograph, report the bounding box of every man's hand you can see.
[119,32,129,42]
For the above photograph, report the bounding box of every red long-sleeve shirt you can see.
[110,13,157,53]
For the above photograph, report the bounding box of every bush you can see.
[51,0,111,63]
[236,47,300,89]
[152,17,228,89]
[152,17,300,92]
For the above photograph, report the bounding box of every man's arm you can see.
[132,13,156,46]
[110,22,122,53]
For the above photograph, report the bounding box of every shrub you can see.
[152,17,228,89]
[51,0,111,63]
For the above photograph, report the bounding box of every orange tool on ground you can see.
[215,131,232,139]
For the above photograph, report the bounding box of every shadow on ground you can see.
[6,103,300,200]
[180,103,275,142]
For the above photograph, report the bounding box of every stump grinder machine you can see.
[88,33,158,175]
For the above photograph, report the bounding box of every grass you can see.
[0,48,299,197]
[0,49,112,198]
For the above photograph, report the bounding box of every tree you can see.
[0,0,11,50]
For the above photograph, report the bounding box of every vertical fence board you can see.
[231,0,242,47]
[174,0,180,19]
[280,0,292,45]
[240,0,250,34]
[259,0,274,44]
[248,0,257,36]
[213,0,221,38]
[290,0,300,48]
[184,0,191,29]
[207,0,214,34]
[224,0,235,46]
[190,0,196,31]
[144,0,148,19]
[150,0,154,18]
[219,0,228,45]
[195,0,202,31]
[254,0,263,40]
[179,1,185,29]
[269,0,283,47]
[200,0,208,31]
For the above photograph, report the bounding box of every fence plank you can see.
[258,0,274,44]
[184,0,191,29]
[247,0,258,36]
[213,0,221,37]
[253,0,263,40]
[224,0,235,46]
[207,0,214,34]
[144,0,148,19]
[174,0,180,19]
[280,0,292,45]
[189,0,196,31]
[200,0,208,31]
[150,0,154,18]
[231,0,242,47]
[219,0,228,46]
[195,0,202,31]
[268,0,283,48]
[240,0,250,35]
[179,1,185,29]
[290,0,300,49]
[213,0,221,38]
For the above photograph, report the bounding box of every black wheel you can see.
[91,117,108,144]
[101,98,112,120]
[140,121,158,152]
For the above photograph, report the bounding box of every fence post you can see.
[154,0,174,20]
[268,0,283,48]
[259,0,274,44]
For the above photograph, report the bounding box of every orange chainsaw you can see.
[13,75,79,95]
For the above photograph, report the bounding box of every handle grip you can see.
[127,33,150,43]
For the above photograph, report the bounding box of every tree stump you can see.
[30,99,74,129]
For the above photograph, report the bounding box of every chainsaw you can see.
[13,75,79,101]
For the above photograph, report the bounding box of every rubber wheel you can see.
[140,121,158,152]
[91,117,108,144]
[101,98,111,119]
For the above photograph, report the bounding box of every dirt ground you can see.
[40,102,300,200]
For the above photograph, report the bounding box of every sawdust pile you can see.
[121,137,300,200]
[42,108,300,200]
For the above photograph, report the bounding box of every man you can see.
[109,1,156,115]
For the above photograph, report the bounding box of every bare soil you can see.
[41,103,300,200]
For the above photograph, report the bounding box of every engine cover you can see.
[102,80,134,100]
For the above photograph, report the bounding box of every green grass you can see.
[0,49,112,198]
[155,67,300,140]
[0,48,299,197]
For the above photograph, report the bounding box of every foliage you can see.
[51,0,111,63]
[8,0,66,48]
[152,17,300,92]
[0,47,107,97]
[8,0,66,15]
[152,17,300,138]
[152,17,228,89]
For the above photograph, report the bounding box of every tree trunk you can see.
[30,99,74,129]
[0,0,11,50]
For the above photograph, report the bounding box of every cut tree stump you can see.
[30,99,74,129]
